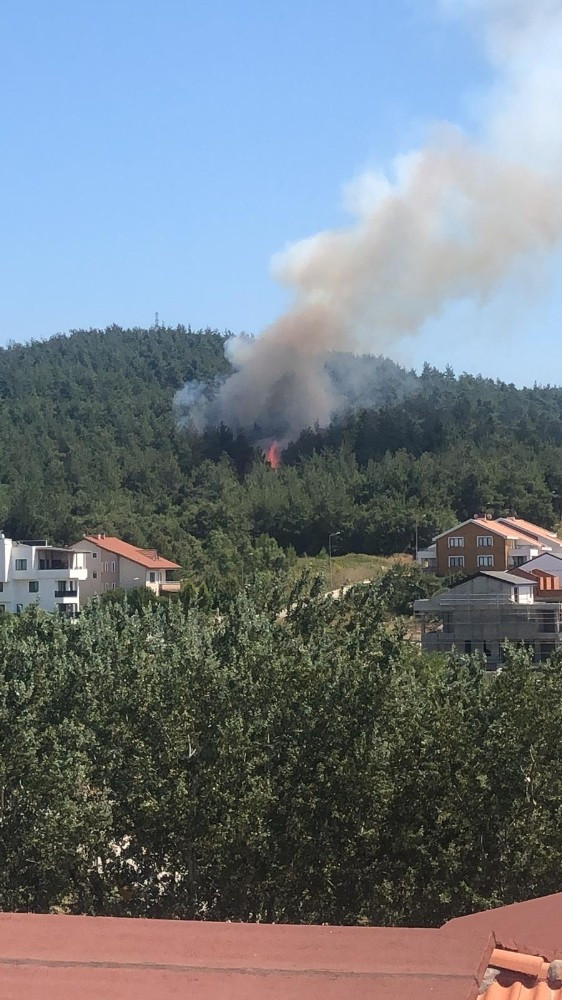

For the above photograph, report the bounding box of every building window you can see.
[512,555,525,567]
[464,640,472,653]
[477,535,494,547]
[28,581,39,593]
[15,559,27,571]
[542,613,557,634]
[0,605,4,612]
[477,555,494,567]
[93,571,98,579]
[448,537,464,548]
[111,561,116,573]
[111,582,116,590]
[16,604,23,613]
[448,555,465,568]
[149,571,156,583]
[0,582,3,593]
[92,552,97,558]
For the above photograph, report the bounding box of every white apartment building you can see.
[71,534,180,602]
[0,535,87,616]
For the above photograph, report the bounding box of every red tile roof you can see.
[83,535,180,570]
[498,518,559,542]
[481,948,562,998]
[446,891,562,960]
[471,520,538,543]
[434,519,537,544]
[0,913,494,1000]
[2,892,562,998]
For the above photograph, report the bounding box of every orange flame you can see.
[265,441,281,469]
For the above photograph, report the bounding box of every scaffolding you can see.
[415,597,562,666]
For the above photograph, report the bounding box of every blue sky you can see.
[1,0,559,384]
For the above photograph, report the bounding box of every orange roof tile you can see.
[83,536,180,570]
[434,519,537,544]
[498,518,558,541]
[472,520,539,543]
[481,948,562,999]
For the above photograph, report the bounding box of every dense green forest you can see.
[2,324,562,595]
[2,325,562,923]
[1,586,561,923]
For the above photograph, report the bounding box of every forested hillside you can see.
[2,325,562,594]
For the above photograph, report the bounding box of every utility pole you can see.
[328,531,341,591]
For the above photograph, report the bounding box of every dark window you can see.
[149,572,156,583]
[92,552,97,558]
[542,614,557,633]
[15,559,27,571]
[0,582,3,593]
[16,604,23,613]
[93,571,98,579]
[540,641,552,662]
[464,641,472,654]
[28,581,39,593]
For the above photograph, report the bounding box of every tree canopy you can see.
[0,585,561,924]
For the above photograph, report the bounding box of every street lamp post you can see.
[328,531,341,591]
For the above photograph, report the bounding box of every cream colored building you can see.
[70,534,180,602]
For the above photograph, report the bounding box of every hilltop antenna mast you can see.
[154,312,159,328]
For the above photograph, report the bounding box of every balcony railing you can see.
[54,588,78,598]
[40,560,71,571]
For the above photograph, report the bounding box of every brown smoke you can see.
[177,0,562,448]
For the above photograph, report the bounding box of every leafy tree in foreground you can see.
[0,593,561,925]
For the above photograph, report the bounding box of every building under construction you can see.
[414,570,562,668]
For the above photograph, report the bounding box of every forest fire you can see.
[265,441,281,469]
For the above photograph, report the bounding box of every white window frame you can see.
[448,555,465,568]
[111,561,116,573]
[448,536,464,548]
[477,535,494,547]
[477,555,494,567]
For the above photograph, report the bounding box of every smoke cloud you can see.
[176,0,562,449]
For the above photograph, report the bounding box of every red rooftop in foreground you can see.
[0,892,561,999]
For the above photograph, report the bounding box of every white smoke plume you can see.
[177,0,562,449]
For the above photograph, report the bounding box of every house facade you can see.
[414,570,562,668]
[425,516,559,576]
[0,535,87,616]
[71,534,180,602]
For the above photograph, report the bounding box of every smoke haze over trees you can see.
[175,0,562,447]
